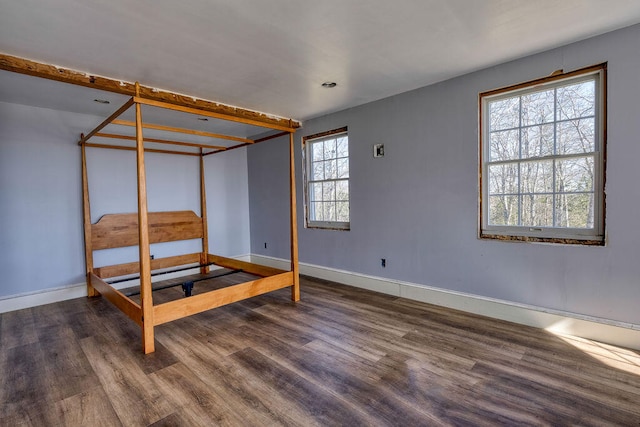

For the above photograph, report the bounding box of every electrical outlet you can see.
[374,144,385,157]
[381,258,386,268]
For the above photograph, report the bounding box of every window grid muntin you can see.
[481,67,604,241]
[303,129,350,229]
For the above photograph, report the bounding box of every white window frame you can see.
[479,64,606,245]
[302,127,350,230]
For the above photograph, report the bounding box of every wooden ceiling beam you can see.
[0,53,301,130]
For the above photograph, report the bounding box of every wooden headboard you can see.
[91,210,204,250]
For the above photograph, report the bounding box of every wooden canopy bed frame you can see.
[80,83,299,354]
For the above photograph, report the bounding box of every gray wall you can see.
[0,101,250,298]
[248,24,640,325]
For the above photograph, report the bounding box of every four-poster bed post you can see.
[81,141,98,298]
[200,148,210,276]
[134,83,155,353]
[79,83,300,354]
[289,132,300,301]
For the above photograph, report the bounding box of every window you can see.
[302,127,350,230]
[479,64,606,245]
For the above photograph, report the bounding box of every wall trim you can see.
[251,254,640,351]
[0,254,252,314]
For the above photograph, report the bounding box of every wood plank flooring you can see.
[2,273,640,426]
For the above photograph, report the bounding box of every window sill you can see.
[480,232,604,246]
[306,222,350,231]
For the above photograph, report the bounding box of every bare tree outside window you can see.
[480,64,605,244]
[303,127,350,230]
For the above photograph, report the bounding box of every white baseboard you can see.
[251,254,640,351]
[0,282,88,314]
[0,254,252,314]
[4,253,638,351]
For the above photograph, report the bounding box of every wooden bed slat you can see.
[92,211,204,250]
[153,272,294,325]
[208,254,287,277]
[89,273,143,326]
[94,253,202,279]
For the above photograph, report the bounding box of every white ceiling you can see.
[1,0,640,124]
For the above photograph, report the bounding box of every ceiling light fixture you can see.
[321,82,337,88]
[93,99,110,104]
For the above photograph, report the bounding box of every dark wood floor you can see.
[1,273,640,426]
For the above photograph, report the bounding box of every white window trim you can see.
[302,127,350,230]
[479,64,607,245]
